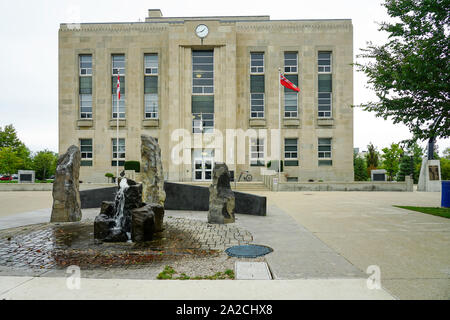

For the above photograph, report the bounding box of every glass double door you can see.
[193,149,214,181]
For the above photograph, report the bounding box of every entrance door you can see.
[194,157,214,181]
[193,149,214,181]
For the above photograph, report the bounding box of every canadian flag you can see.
[117,75,121,100]
[280,73,300,92]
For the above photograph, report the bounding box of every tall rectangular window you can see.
[192,50,214,94]
[112,138,125,167]
[318,52,332,73]
[284,138,298,166]
[112,54,125,119]
[144,54,159,119]
[283,74,298,118]
[318,51,332,118]
[80,139,93,166]
[284,52,297,73]
[318,138,332,166]
[79,55,92,119]
[192,50,214,133]
[250,52,264,73]
[144,54,158,75]
[250,138,265,166]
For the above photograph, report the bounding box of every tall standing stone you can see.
[50,145,82,222]
[141,135,166,206]
[208,163,235,224]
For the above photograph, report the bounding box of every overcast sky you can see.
[0,0,448,154]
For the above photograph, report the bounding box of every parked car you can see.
[12,174,18,180]
[0,175,13,181]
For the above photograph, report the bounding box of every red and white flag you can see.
[117,75,121,100]
[280,73,300,92]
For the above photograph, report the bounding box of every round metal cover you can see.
[225,244,273,258]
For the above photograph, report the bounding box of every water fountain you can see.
[94,175,157,243]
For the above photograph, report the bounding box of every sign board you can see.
[428,165,439,181]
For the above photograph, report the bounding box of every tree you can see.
[381,143,403,181]
[442,147,450,160]
[354,153,369,181]
[0,124,24,150]
[441,158,450,180]
[0,147,22,175]
[397,154,414,181]
[365,143,380,177]
[406,141,424,183]
[32,150,58,180]
[356,0,450,144]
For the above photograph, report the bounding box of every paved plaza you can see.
[0,190,448,300]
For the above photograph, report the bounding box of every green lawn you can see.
[394,206,450,219]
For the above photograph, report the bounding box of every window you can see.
[79,55,92,75]
[112,54,125,75]
[284,138,298,166]
[80,139,93,166]
[193,113,214,134]
[250,138,265,166]
[318,92,332,118]
[80,94,92,119]
[284,92,298,118]
[112,55,125,119]
[318,52,332,73]
[112,93,125,119]
[192,50,214,94]
[144,54,158,75]
[145,94,158,119]
[318,52,332,118]
[250,52,264,73]
[284,52,297,73]
[250,93,264,118]
[318,138,332,166]
[79,55,92,119]
[144,59,158,119]
[112,138,125,167]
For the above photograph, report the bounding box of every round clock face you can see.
[195,24,209,38]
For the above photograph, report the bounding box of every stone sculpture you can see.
[141,135,166,206]
[208,163,235,224]
[50,145,82,222]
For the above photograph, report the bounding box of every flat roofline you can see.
[60,18,352,27]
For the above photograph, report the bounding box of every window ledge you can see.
[317,118,334,126]
[283,118,300,127]
[142,119,159,127]
[77,119,93,127]
[109,119,126,127]
[249,118,266,127]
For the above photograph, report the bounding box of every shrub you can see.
[124,161,140,173]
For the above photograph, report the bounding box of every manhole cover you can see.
[225,244,273,258]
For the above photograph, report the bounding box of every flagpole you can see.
[116,75,119,182]
[278,68,281,192]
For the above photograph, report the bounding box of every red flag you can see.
[280,73,300,92]
[117,75,121,100]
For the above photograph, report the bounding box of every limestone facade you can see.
[59,9,354,183]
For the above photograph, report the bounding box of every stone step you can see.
[235,262,272,280]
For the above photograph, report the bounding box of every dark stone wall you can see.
[80,182,266,216]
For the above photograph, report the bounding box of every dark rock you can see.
[131,206,155,242]
[208,163,235,224]
[94,214,115,240]
[100,201,115,218]
[148,203,164,232]
[50,145,82,222]
[103,229,129,242]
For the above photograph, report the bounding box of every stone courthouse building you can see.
[58,9,354,183]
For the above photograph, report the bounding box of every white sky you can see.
[0,0,448,154]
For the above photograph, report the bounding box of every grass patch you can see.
[157,265,235,280]
[394,206,450,219]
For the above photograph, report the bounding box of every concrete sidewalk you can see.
[0,276,394,300]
